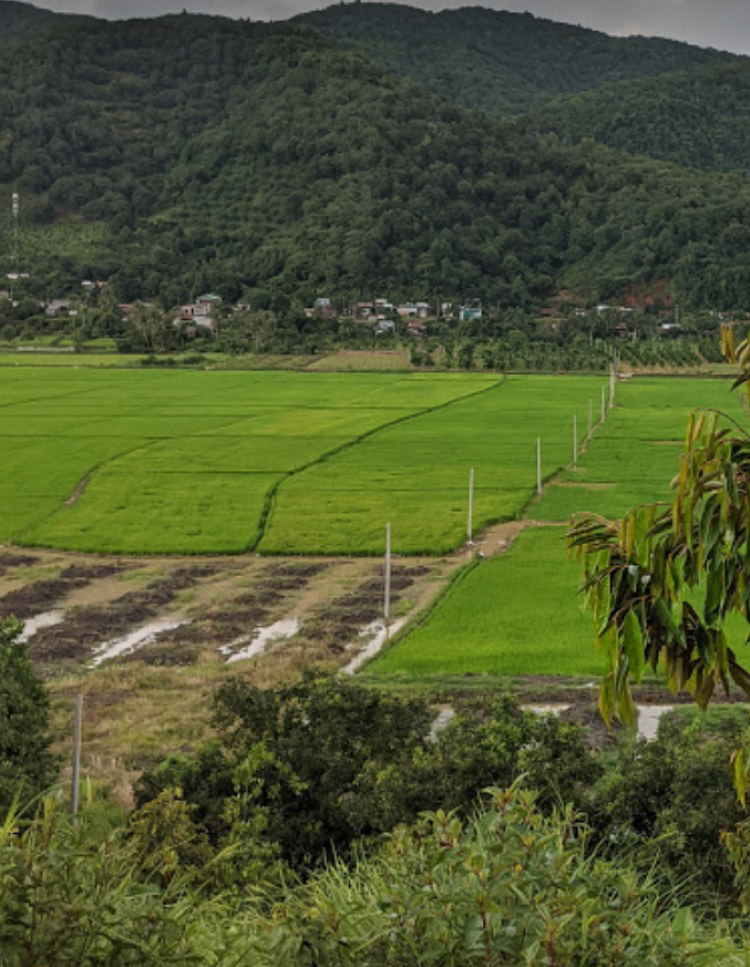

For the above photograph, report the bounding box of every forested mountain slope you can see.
[2,10,750,309]
[296,2,738,116]
[525,59,750,173]
[0,0,91,40]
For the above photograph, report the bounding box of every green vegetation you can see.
[566,329,750,751]
[260,375,599,554]
[299,2,734,116]
[1,369,605,555]
[374,376,746,678]
[2,10,750,308]
[529,60,750,174]
[0,617,58,815]
[6,681,750,966]
[537,377,745,520]
[372,526,597,677]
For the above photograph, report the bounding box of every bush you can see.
[0,618,59,816]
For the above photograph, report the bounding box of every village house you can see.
[305,297,336,319]
[396,302,430,320]
[459,304,482,322]
[174,293,221,331]
[44,299,76,318]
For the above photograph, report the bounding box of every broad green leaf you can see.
[622,611,644,683]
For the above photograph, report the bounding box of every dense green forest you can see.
[2,3,750,312]
[526,60,750,173]
[297,2,737,116]
[0,0,90,40]
[300,3,750,176]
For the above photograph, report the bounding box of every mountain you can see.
[524,60,750,174]
[299,3,750,176]
[0,0,92,40]
[296,2,738,116]
[2,7,750,310]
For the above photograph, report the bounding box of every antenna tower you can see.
[7,192,25,302]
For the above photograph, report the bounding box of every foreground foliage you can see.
[0,617,58,817]
[567,332,750,763]
[2,782,748,967]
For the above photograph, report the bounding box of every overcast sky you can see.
[33,0,750,56]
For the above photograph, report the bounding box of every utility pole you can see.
[536,437,542,495]
[384,522,391,625]
[467,468,474,543]
[71,694,83,823]
[8,193,19,303]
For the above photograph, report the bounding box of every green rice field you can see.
[0,368,598,554]
[535,377,743,522]
[4,363,748,680]
[370,375,747,679]
[371,525,600,677]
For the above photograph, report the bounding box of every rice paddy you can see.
[0,368,599,554]
[369,375,747,679]
[3,364,747,683]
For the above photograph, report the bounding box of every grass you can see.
[3,369,744,560]
[369,525,602,678]
[260,375,603,554]
[2,368,502,553]
[1,369,604,555]
[535,377,742,521]
[372,376,750,681]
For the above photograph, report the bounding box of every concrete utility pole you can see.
[71,694,83,823]
[587,399,593,440]
[601,386,606,423]
[609,366,616,411]
[384,522,392,624]
[536,437,542,495]
[467,468,475,543]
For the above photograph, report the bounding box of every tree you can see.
[127,302,170,353]
[567,326,750,795]
[0,617,59,814]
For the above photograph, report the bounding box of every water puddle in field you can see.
[523,703,674,742]
[90,617,189,667]
[429,706,455,741]
[343,618,407,675]
[522,704,572,717]
[19,610,64,642]
[637,705,674,741]
[222,618,301,664]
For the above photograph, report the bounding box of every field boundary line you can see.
[252,378,506,553]
[357,556,484,672]
[356,520,551,673]
[8,438,170,546]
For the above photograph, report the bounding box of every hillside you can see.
[296,2,738,116]
[0,0,91,39]
[2,9,750,309]
[525,59,750,173]
[299,3,750,176]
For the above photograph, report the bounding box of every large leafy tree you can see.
[567,327,750,794]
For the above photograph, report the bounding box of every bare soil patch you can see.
[0,552,40,576]
[29,566,222,664]
[0,564,122,620]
